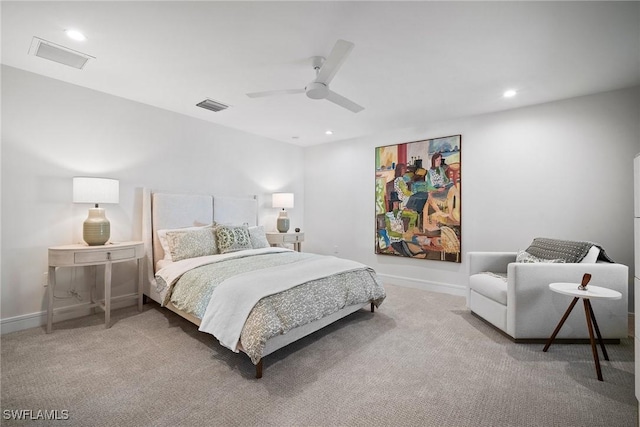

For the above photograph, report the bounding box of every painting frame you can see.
[375,135,461,262]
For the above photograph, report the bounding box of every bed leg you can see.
[256,360,263,379]
[371,302,375,313]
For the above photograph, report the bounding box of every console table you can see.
[47,241,144,333]
[265,232,304,252]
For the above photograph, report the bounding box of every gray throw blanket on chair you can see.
[525,238,614,263]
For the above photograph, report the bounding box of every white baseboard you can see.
[3,276,466,334]
[1,299,137,335]
[378,273,467,297]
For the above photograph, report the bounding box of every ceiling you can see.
[2,1,639,146]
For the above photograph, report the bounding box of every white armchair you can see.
[468,252,628,341]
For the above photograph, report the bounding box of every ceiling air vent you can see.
[196,98,229,112]
[29,37,94,69]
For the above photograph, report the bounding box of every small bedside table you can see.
[47,241,144,333]
[543,282,622,381]
[265,232,304,252]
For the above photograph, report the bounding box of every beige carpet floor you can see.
[1,284,636,426]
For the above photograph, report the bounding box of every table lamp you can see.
[73,177,119,245]
[272,193,294,233]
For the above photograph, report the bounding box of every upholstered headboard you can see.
[142,189,258,303]
[151,192,214,268]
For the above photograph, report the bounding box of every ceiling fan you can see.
[247,39,364,113]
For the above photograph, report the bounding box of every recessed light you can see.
[65,29,86,41]
[325,130,333,135]
[503,89,517,98]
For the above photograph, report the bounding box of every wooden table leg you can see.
[543,297,579,352]
[137,258,143,312]
[586,299,609,361]
[104,261,112,328]
[89,265,97,315]
[46,266,56,334]
[583,299,603,381]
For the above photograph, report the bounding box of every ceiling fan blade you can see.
[326,90,364,113]
[247,89,304,98]
[315,39,354,85]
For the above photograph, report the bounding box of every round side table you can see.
[543,282,622,381]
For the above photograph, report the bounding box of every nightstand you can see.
[265,232,304,252]
[47,241,144,333]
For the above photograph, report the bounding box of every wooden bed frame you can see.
[142,189,373,378]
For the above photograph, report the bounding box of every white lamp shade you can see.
[73,177,119,204]
[272,193,294,209]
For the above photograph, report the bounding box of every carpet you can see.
[1,284,635,426]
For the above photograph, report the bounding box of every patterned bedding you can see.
[155,249,386,364]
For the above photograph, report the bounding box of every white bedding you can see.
[154,247,290,305]
[198,254,371,352]
[144,190,387,377]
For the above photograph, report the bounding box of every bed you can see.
[142,189,386,378]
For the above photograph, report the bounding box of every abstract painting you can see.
[375,135,461,262]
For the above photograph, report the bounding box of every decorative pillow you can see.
[165,226,217,262]
[157,224,214,262]
[516,250,566,263]
[579,245,600,263]
[248,225,270,249]
[216,225,252,254]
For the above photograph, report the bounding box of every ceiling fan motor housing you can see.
[305,81,329,99]
[246,40,363,112]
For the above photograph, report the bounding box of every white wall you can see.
[1,65,305,331]
[3,65,639,334]
[304,87,640,305]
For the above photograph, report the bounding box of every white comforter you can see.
[156,247,373,353]
[155,247,290,304]
[198,254,368,352]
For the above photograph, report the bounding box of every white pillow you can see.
[157,224,214,262]
[248,225,270,249]
[579,245,600,263]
